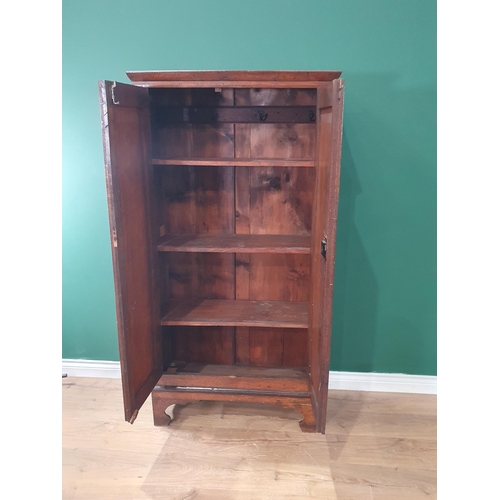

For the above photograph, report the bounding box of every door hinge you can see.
[111,81,120,105]
[321,237,327,260]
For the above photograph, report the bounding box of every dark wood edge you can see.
[99,80,162,423]
[153,387,311,400]
[319,78,344,433]
[127,70,342,83]
[157,372,309,392]
[154,105,317,124]
[151,158,315,167]
[131,81,329,89]
[99,80,133,419]
[156,387,310,397]
[157,234,311,254]
[315,78,345,434]
[151,389,317,432]
[130,368,163,422]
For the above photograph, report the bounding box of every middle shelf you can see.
[161,299,308,329]
[158,233,311,254]
[152,157,315,167]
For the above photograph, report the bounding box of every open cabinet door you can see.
[99,81,162,422]
[309,79,344,433]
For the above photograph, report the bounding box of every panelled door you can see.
[309,79,344,432]
[99,81,162,422]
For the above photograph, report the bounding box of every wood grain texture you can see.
[99,80,162,422]
[152,387,315,432]
[151,87,235,160]
[154,105,317,124]
[235,88,317,107]
[127,70,342,83]
[233,98,314,368]
[309,79,344,432]
[158,364,310,392]
[158,233,311,253]
[158,165,235,235]
[155,96,236,365]
[161,299,308,328]
[163,253,235,365]
[169,326,235,365]
[234,153,251,367]
[152,157,314,167]
[100,75,344,432]
[63,378,436,500]
[132,80,332,89]
[149,87,235,107]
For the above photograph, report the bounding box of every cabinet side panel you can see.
[309,80,344,432]
[99,81,162,422]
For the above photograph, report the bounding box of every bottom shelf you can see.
[157,363,310,394]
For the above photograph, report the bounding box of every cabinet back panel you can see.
[247,167,314,235]
[234,328,309,367]
[283,329,309,367]
[150,88,235,107]
[151,87,235,159]
[237,123,315,159]
[154,87,315,369]
[234,89,316,160]
[155,123,235,159]
[241,254,311,302]
[234,88,316,107]
[233,89,314,369]
[164,253,235,300]
[158,162,236,366]
[159,165,235,234]
[234,151,313,367]
[235,253,310,367]
[162,253,235,365]
[170,326,235,365]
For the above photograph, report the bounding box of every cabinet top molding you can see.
[126,70,342,88]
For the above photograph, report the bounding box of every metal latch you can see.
[321,237,327,259]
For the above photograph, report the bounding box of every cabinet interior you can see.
[149,87,317,371]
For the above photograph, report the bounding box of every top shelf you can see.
[152,158,315,168]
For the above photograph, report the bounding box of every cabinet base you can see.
[152,387,317,432]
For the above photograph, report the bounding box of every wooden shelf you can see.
[158,234,311,254]
[152,158,315,167]
[157,364,310,393]
[161,299,308,328]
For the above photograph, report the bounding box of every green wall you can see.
[62,0,436,375]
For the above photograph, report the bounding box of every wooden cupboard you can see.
[99,71,344,433]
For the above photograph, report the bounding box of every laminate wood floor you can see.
[62,377,436,499]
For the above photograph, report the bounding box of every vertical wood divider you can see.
[234,121,251,364]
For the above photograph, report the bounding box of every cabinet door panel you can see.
[309,79,344,432]
[99,81,161,422]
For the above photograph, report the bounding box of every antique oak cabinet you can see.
[99,71,344,433]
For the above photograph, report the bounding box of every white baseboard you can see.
[328,370,436,394]
[62,359,122,379]
[62,359,437,395]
